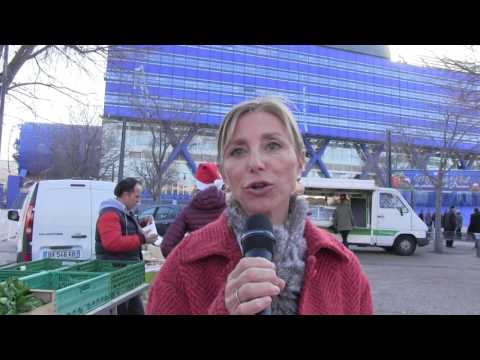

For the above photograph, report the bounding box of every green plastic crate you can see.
[0,271,43,283]
[0,259,87,282]
[0,258,86,273]
[62,260,145,299]
[20,271,111,315]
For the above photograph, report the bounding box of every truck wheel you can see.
[393,235,417,256]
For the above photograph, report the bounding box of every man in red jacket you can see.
[96,177,157,315]
[161,163,226,258]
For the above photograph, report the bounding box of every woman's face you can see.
[221,111,304,225]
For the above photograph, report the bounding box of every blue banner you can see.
[392,170,480,192]
[7,175,23,208]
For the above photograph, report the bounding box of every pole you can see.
[0,45,9,160]
[386,129,392,188]
[118,119,127,182]
[476,234,480,258]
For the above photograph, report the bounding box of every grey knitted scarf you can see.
[227,196,309,315]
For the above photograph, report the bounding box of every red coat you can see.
[147,214,373,315]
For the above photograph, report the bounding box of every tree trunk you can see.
[434,184,444,253]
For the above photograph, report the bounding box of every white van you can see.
[7,179,115,262]
[301,178,429,256]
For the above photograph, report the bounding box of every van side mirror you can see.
[398,207,404,216]
[8,210,19,222]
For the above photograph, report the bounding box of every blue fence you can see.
[401,190,480,208]
[401,190,480,230]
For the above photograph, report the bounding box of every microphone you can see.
[240,214,276,315]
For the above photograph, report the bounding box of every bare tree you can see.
[134,155,178,201]
[394,47,480,253]
[40,106,119,180]
[0,45,107,108]
[128,94,203,201]
[0,45,107,158]
[44,110,100,179]
[98,129,122,181]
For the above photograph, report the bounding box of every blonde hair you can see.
[217,96,306,164]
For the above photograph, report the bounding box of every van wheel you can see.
[393,235,417,256]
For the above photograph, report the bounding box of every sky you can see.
[0,45,474,164]
[389,45,473,64]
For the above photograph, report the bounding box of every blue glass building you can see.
[105,45,479,146]
[17,122,102,177]
[102,45,480,213]
[18,123,63,176]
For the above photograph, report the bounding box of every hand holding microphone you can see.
[225,214,285,315]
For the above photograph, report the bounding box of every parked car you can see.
[7,179,115,262]
[139,204,183,237]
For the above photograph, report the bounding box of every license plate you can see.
[44,249,81,259]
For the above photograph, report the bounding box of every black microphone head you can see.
[241,214,275,256]
[245,213,273,233]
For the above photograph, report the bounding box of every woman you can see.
[160,162,226,258]
[333,194,355,249]
[147,97,373,315]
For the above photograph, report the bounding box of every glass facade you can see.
[104,45,480,152]
[101,120,216,191]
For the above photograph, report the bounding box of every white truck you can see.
[300,178,429,256]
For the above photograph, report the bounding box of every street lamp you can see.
[386,129,392,187]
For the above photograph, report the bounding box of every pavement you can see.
[0,210,17,240]
[0,209,19,266]
[0,238,16,267]
[354,238,480,315]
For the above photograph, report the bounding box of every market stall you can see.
[0,258,148,315]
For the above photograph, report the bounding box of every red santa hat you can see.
[196,163,223,190]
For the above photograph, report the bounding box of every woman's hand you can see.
[225,257,286,315]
